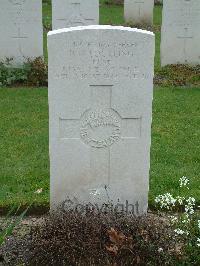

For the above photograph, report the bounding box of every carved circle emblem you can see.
[80,109,121,148]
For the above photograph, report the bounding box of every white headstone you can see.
[124,0,154,25]
[0,0,43,66]
[52,0,99,30]
[161,0,200,66]
[48,25,154,215]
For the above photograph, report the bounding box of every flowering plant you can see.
[155,176,200,263]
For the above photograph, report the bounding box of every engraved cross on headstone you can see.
[9,0,28,57]
[12,27,28,56]
[134,1,144,18]
[8,0,25,6]
[57,1,94,26]
[177,27,193,63]
[59,85,141,185]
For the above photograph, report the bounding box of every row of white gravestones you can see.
[52,0,154,29]
[48,26,155,215]
[1,0,200,68]
[0,0,99,66]
[124,0,154,26]
[52,0,99,30]
[0,0,43,66]
[161,0,200,66]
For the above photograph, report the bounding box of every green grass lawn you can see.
[0,2,199,210]
[0,87,199,209]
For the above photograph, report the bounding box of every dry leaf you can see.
[107,228,126,245]
[106,244,118,256]
[35,188,43,194]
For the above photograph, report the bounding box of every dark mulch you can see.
[154,64,200,87]
[0,212,183,266]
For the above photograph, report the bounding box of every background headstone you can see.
[0,0,43,66]
[48,25,155,215]
[52,0,99,30]
[124,0,154,25]
[161,0,200,66]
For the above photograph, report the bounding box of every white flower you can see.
[185,197,195,215]
[182,214,190,224]
[158,247,163,252]
[174,228,188,236]
[170,216,178,224]
[179,176,189,189]
[197,238,200,247]
[174,228,184,235]
[176,196,185,205]
[155,193,176,209]
[198,220,200,230]
[186,197,195,204]
[185,206,194,215]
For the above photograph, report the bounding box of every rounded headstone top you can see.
[48,25,154,37]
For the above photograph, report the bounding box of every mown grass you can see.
[0,88,49,209]
[149,87,200,206]
[0,87,199,209]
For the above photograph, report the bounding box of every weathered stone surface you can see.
[52,0,99,30]
[48,25,155,215]
[0,0,43,66]
[161,0,200,66]
[124,0,154,25]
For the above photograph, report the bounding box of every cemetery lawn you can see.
[0,2,199,212]
[0,87,199,210]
